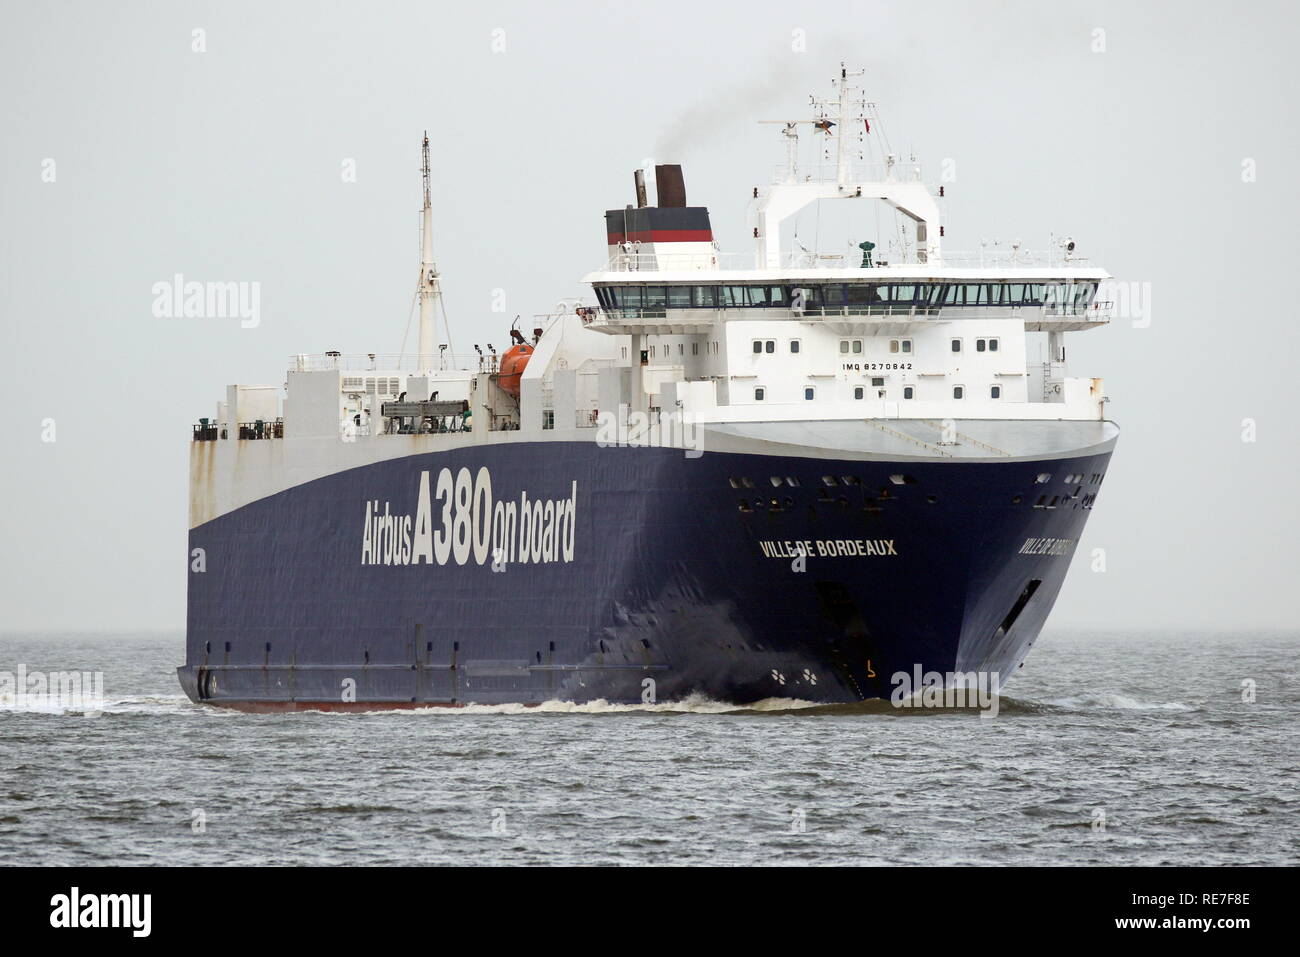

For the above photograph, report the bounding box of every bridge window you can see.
[846,284,879,306]
[605,281,1098,313]
[692,285,719,308]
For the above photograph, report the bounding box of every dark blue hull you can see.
[178,441,1111,709]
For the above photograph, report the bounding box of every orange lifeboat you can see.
[497,342,533,397]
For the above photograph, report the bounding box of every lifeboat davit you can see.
[498,342,533,397]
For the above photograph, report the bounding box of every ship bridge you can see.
[572,64,1112,424]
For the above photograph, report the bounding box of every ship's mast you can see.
[753,65,941,268]
[810,63,867,187]
[417,131,440,372]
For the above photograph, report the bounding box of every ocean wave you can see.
[1029,692,1194,712]
[0,693,203,717]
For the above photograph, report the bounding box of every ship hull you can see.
[178,436,1113,710]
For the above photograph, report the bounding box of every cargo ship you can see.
[179,66,1116,710]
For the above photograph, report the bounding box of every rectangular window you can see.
[542,410,555,430]
[804,387,815,400]
[852,340,863,354]
[951,338,962,353]
[976,339,986,352]
[790,340,801,354]
[764,340,775,354]
[754,387,765,401]
[752,340,763,354]
[854,386,864,400]
[901,339,912,353]
[990,384,1002,399]
[845,284,879,307]
[692,285,718,308]
[989,338,999,352]
[839,340,850,354]
[871,377,885,387]
[953,385,965,399]
[691,342,699,355]
[903,386,914,399]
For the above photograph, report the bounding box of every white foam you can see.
[1041,692,1193,712]
[403,691,824,716]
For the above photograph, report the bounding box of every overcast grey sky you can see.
[2,0,1297,632]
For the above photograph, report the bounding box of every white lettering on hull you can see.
[757,539,898,558]
[362,469,577,567]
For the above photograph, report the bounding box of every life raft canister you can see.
[498,343,532,397]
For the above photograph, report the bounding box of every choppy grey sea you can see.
[0,631,1295,866]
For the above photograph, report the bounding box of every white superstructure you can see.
[194,65,1114,524]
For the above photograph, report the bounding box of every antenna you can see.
[416,131,440,372]
[811,61,868,186]
[421,130,431,208]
